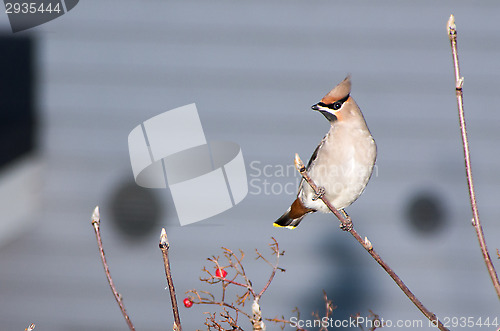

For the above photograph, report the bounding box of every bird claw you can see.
[339,217,353,231]
[312,187,326,201]
[339,209,353,231]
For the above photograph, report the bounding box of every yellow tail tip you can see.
[273,223,296,230]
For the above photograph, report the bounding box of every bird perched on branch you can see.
[274,75,377,229]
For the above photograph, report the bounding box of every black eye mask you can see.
[311,94,350,122]
[315,94,350,111]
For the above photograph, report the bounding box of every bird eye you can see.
[332,102,342,110]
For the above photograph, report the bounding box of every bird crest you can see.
[320,75,351,104]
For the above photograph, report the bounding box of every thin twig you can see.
[256,238,285,298]
[223,248,255,297]
[190,239,286,330]
[205,309,245,331]
[160,228,183,331]
[264,315,290,330]
[188,289,252,319]
[293,154,449,331]
[447,14,500,300]
[318,291,334,331]
[91,206,136,331]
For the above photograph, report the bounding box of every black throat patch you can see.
[319,110,338,122]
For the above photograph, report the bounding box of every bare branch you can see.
[204,312,224,331]
[318,291,335,331]
[447,14,500,300]
[187,289,252,320]
[367,310,384,331]
[294,155,449,331]
[251,299,265,330]
[91,206,136,331]
[257,237,285,299]
[223,247,255,299]
[159,228,183,331]
[219,309,244,330]
[191,291,253,321]
[265,315,290,330]
[190,239,289,330]
[204,309,245,331]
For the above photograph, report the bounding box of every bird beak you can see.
[311,103,320,111]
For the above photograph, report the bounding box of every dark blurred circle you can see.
[405,191,447,235]
[109,181,162,240]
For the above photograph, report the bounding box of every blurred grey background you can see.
[0,1,499,330]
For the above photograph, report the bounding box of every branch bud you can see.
[447,14,456,36]
[159,228,169,249]
[91,206,100,226]
[364,237,373,251]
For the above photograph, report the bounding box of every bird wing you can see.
[306,141,322,169]
[297,135,326,194]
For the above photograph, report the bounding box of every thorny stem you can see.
[160,228,183,331]
[191,239,284,330]
[91,207,136,331]
[256,238,284,298]
[205,309,244,330]
[204,253,253,305]
[293,154,450,331]
[447,14,500,300]
[188,289,252,319]
[225,248,256,297]
[315,291,334,331]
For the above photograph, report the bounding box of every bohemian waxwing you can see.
[274,75,377,229]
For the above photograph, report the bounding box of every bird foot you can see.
[312,187,326,201]
[339,209,353,231]
[340,217,353,231]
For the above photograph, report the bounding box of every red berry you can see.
[183,298,193,308]
[215,268,227,278]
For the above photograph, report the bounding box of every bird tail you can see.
[273,198,314,229]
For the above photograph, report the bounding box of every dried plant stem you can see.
[256,238,284,298]
[160,228,183,331]
[447,14,500,300]
[91,207,136,331]
[294,154,449,331]
[190,239,284,330]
